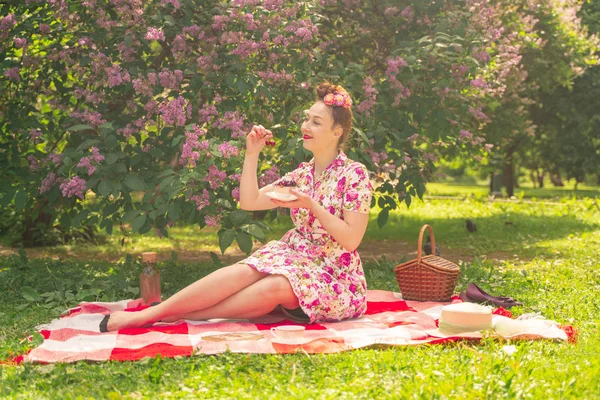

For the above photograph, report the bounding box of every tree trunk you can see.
[530,171,537,188]
[502,153,515,197]
[537,171,545,188]
[489,172,494,194]
[550,171,564,187]
[22,199,54,247]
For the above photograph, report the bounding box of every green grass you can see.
[426,181,600,199]
[1,184,600,399]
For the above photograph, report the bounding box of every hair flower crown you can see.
[323,90,353,109]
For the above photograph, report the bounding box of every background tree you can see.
[0,0,596,252]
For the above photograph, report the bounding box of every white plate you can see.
[270,337,311,345]
[265,192,298,202]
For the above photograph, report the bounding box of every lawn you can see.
[1,184,599,399]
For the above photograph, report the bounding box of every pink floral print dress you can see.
[239,151,373,323]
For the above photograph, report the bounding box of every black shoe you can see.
[99,314,111,333]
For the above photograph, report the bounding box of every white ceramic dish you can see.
[270,337,312,345]
[273,186,296,194]
[265,191,298,202]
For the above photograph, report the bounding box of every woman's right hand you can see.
[246,125,274,156]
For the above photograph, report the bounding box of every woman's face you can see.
[301,101,342,153]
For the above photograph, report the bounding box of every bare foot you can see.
[102,311,152,332]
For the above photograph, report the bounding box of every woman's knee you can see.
[263,275,299,309]
[224,263,268,280]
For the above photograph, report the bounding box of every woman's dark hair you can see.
[315,81,353,151]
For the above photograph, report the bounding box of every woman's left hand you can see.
[270,189,315,211]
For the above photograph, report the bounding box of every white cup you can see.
[270,325,306,339]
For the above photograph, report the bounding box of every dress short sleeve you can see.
[342,163,373,214]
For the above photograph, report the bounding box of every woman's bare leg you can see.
[104,263,268,331]
[161,274,300,322]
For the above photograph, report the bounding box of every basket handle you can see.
[417,224,435,263]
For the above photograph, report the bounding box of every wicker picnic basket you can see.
[393,224,460,301]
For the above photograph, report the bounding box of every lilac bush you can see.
[0,0,594,250]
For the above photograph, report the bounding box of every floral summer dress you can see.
[239,151,373,323]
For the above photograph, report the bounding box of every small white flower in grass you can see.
[502,345,517,356]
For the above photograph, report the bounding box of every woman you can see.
[100,82,372,332]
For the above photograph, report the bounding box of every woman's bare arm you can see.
[238,134,279,211]
[311,204,369,252]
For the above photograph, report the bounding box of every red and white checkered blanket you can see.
[12,290,573,364]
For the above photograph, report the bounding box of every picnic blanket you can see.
[14,290,575,364]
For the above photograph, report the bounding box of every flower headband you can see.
[323,91,353,109]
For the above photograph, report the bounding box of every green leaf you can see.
[164,14,176,25]
[377,208,389,229]
[236,231,253,254]
[99,122,114,134]
[73,209,90,226]
[210,251,224,267]
[246,224,265,241]
[352,127,370,145]
[132,214,147,233]
[67,124,93,132]
[236,78,251,94]
[21,286,41,302]
[77,139,102,152]
[218,229,236,255]
[103,203,119,216]
[123,210,141,222]
[139,220,152,235]
[124,175,147,191]
[230,210,250,227]
[105,134,118,150]
[14,191,27,211]
[105,153,119,165]
[98,180,111,197]
[158,168,176,178]
[225,73,236,88]
[167,203,180,220]
[0,189,15,207]
[158,176,176,191]
[105,220,113,235]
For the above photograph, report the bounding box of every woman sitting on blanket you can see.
[100,82,373,332]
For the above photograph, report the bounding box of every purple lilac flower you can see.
[205,165,227,190]
[217,142,239,159]
[14,38,27,48]
[40,173,57,194]
[189,189,211,211]
[4,67,20,82]
[159,96,189,126]
[60,176,87,199]
[215,111,246,138]
[204,215,221,227]
[145,27,165,41]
